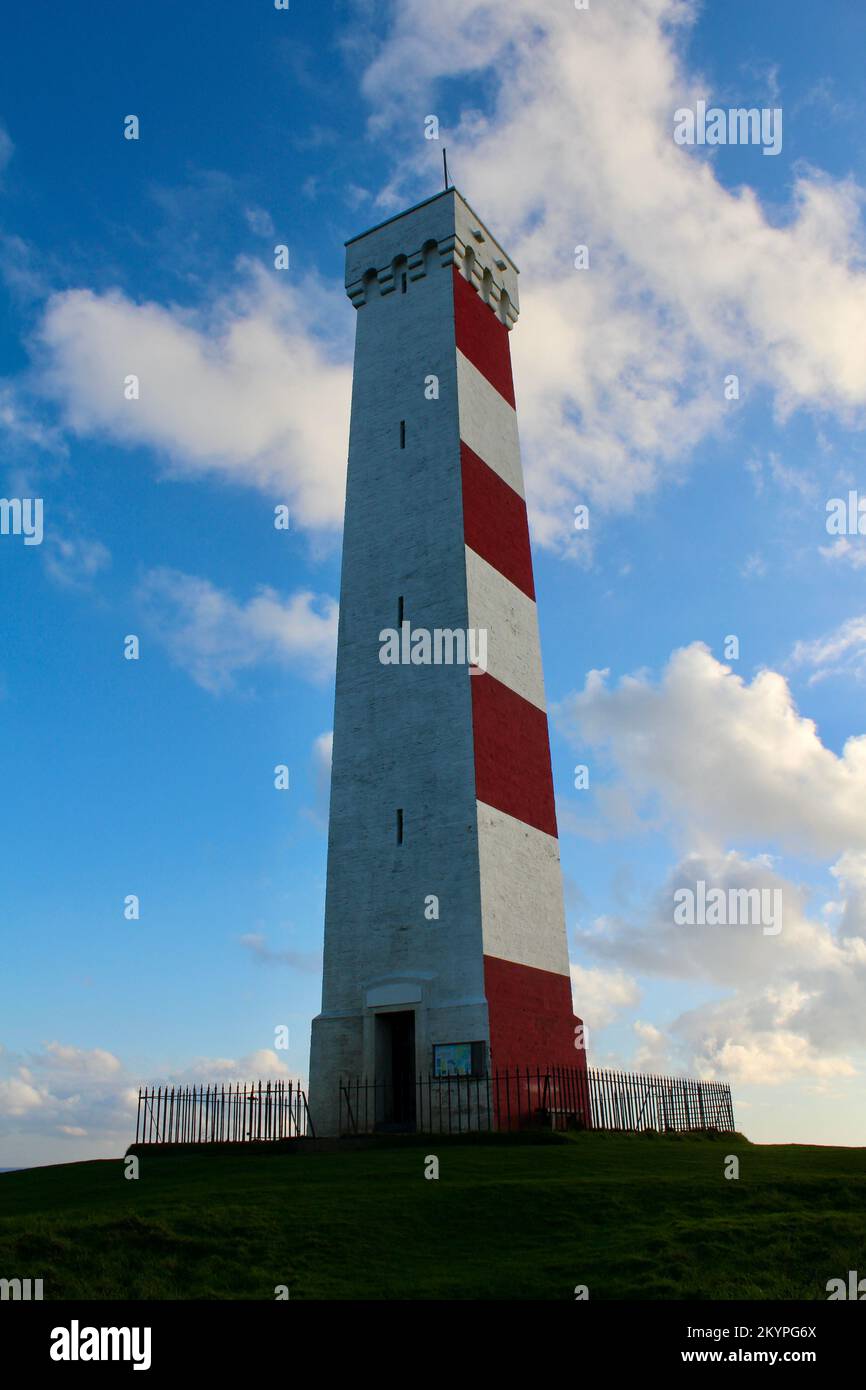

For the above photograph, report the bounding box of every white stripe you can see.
[456,350,524,497]
[465,547,546,712]
[476,801,570,976]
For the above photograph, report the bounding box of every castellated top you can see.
[344,187,520,329]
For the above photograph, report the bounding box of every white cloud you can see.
[313,729,333,770]
[0,1076,43,1115]
[244,206,276,238]
[240,933,322,974]
[363,0,866,548]
[0,232,53,304]
[569,962,640,1030]
[43,533,111,589]
[740,552,767,580]
[819,537,866,570]
[39,1043,122,1077]
[673,1001,859,1085]
[0,382,66,456]
[180,1049,295,1081]
[746,451,818,502]
[304,729,334,829]
[556,642,866,858]
[0,1042,303,1153]
[790,615,866,684]
[0,1043,133,1139]
[137,568,338,692]
[632,1020,671,1073]
[710,1037,855,1085]
[579,850,844,985]
[559,642,866,1083]
[574,849,866,1083]
[36,262,352,530]
[21,2,866,555]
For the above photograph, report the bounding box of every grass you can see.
[0,1130,863,1300]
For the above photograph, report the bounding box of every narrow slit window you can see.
[396,808,404,845]
[398,595,404,625]
[400,420,406,449]
[401,271,408,293]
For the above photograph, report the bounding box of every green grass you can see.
[1,1131,863,1300]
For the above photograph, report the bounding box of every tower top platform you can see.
[344,187,520,329]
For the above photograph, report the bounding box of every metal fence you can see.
[587,1067,735,1133]
[135,1080,312,1145]
[339,1065,735,1136]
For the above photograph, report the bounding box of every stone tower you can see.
[308,188,585,1135]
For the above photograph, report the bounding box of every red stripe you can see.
[472,673,558,837]
[452,265,516,407]
[484,955,584,1073]
[461,442,535,600]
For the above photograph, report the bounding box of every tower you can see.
[309,189,585,1135]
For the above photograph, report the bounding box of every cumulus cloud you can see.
[39,1042,123,1077]
[675,980,861,1087]
[19,2,866,553]
[363,0,866,548]
[632,1020,671,1073]
[0,1042,302,1154]
[0,1075,43,1116]
[19,2,866,552]
[137,567,338,693]
[0,1043,133,1140]
[569,962,640,1030]
[577,850,846,985]
[556,642,866,858]
[556,641,866,1082]
[36,262,352,530]
[574,848,866,1083]
[690,1023,856,1086]
[177,1048,296,1082]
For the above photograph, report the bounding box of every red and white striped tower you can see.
[309,188,586,1134]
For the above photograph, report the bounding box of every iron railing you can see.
[134,1080,312,1145]
[339,1065,735,1136]
[588,1067,735,1133]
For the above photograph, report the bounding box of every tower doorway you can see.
[374,1010,416,1130]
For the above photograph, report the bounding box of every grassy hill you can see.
[1,1131,863,1300]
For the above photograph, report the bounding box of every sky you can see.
[1,0,866,1166]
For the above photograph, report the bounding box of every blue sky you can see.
[2,0,866,1165]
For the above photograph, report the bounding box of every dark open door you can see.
[375,1011,416,1130]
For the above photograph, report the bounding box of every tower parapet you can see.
[345,189,520,328]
